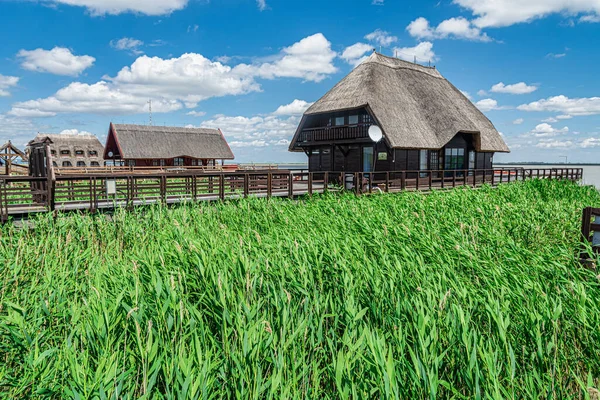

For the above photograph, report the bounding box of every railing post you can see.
[354,172,359,195]
[416,172,420,190]
[385,172,390,192]
[219,174,225,200]
[491,169,495,186]
[267,172,272,198]
[452,170,456,187]
[160,175,167,203]
[192,174,198,201]
[368,173,373,194]
[324,172,329,194]
[429,171,433,190]
[244,173,249,198]
[308,173,313,196]
[288,172,293,199]
[401,171,406,191]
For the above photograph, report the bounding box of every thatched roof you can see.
[290,52,509,153]
[33,133,105,167]
[108,124,234,160]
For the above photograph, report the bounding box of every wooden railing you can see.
[580,207,600,262]
[297,124,370,143]
[0,168,584,222]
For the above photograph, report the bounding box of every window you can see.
[191,159,197,166]
[468,151,475,172]
[152,160,159,166]
[91,161,100,167]
[51,150,57,155]
[174,157,184,166]
[52,161,58,167]
[75,150,84,156]
[62,161,72,167]
[348,115,359,125]
[420,150,429,177]
[430,151,439,171]
[77,161,86,167]
[128,160,136,167]
[444,148,465,170]
[160,159,165,166]
[89,150,98,156]
[334,116,344,126]
[60,150,70,156]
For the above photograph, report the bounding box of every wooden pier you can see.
[0,167,584,222]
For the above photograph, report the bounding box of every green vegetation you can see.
[1,179,599,399]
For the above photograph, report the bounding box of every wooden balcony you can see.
[297,124,371,144]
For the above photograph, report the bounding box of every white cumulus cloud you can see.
[407,17,491,41]
[475,98,505,112]
[524,123,569,137]
[517,95,600,116]
[491,82,538,94]
[393,42,436,63]
[9,34,338,117]
[17,47,95,76]
[110,37,144,55]
[453,0,600,28]
[340,43,373,66]
[273,99,313,116]
[512,118,524,125]
[580,137,600,148]
[45,0,189,16]
[364,29,398,47]
[0,75,19,97]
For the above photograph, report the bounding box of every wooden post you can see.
[368,173,373,194]
[308,173,313,196]
[452,170,456,188]
[160,175,167,203]
[219,174,225,200]
[401,171,406,190]
[192,174,197,201]
[354,172,359,195]
[385,172,390,193]
[288,172,293,199]
[267,172,272,198]
[429,171,433,190]
[416,172,420,190]
[245,173,250,198]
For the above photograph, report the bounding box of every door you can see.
[363,146,374,172]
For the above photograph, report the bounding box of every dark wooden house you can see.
[32,133,105,168]
[289,52,509,173]
[103,123,234,167]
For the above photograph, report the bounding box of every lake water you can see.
[500,165,600,190]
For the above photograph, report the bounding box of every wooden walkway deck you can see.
[0,168,584,221]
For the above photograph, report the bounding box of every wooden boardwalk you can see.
[0,168,584,221]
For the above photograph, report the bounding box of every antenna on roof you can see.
[148,100,153,126]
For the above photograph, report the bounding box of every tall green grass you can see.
[1,179,599,399]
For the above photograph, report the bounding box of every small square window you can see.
[89,150,98,156]
[348,115,359,125]
[60,150,70,156]
[335,117,344,126]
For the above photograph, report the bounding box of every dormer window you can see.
[75,150,84,157]
[60,150,70,156]
[51,150,57,155]
[334,116,344,126]
[89,150,98,156]
[77,161,86,167]
[62,161,72,167]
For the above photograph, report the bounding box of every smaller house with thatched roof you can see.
[32,133,105,168]
[103,123,234,167]
[289,52,509,175]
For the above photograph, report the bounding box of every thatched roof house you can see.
[32,133,105,168]
[104,123,234,167]
[289,52,509,173]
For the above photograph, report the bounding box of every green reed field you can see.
[1,179,599,399]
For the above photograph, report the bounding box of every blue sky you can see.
[0,0,599,163]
